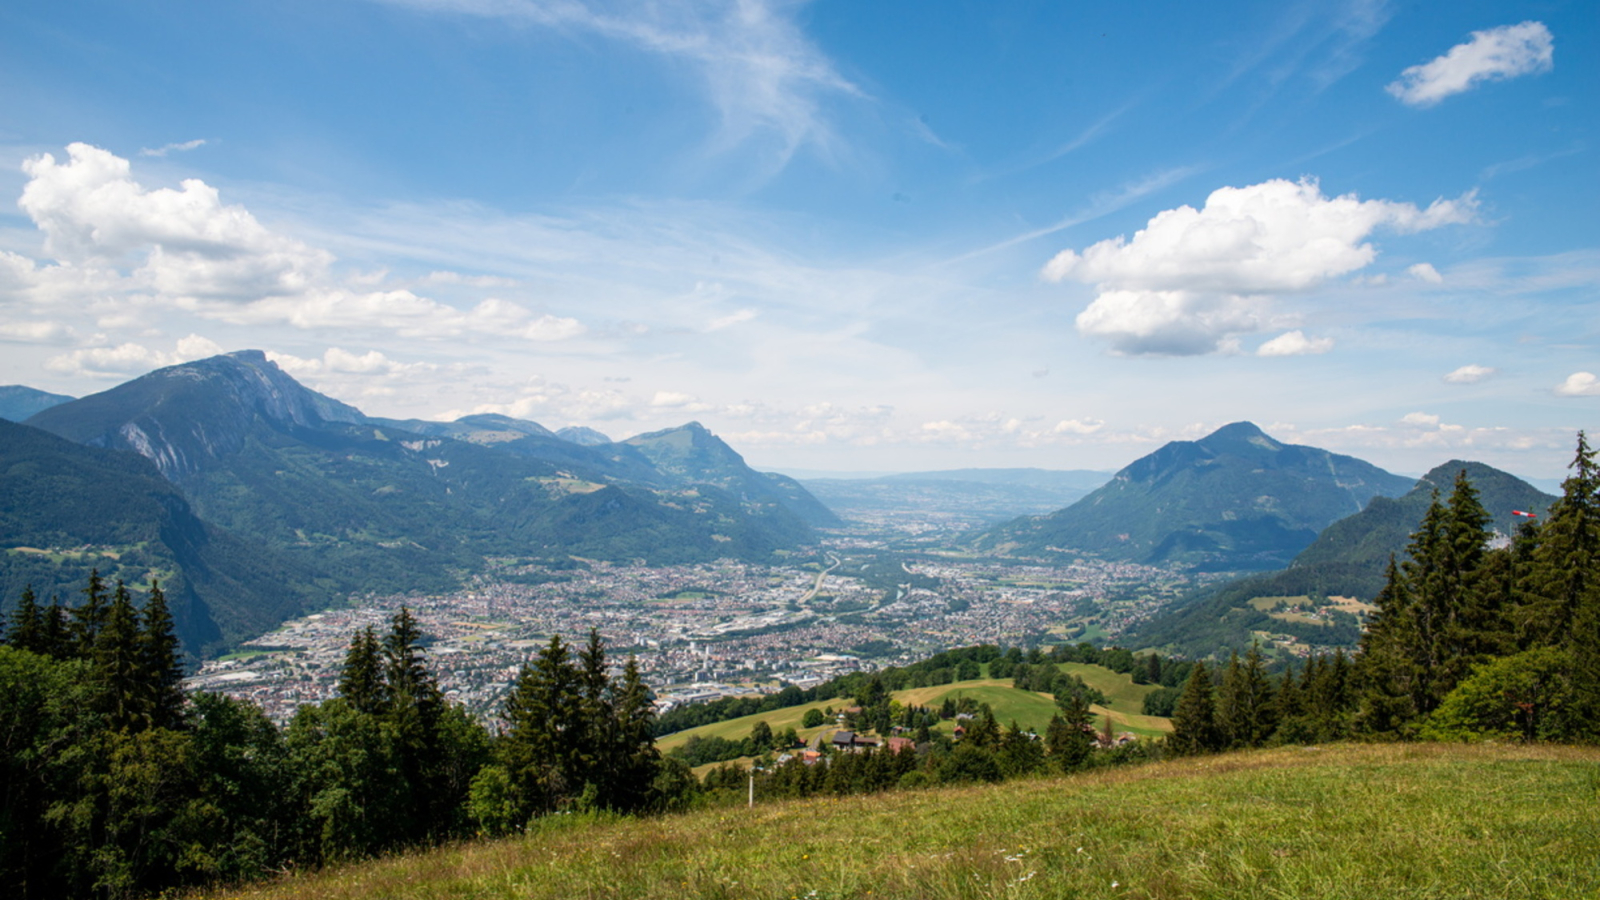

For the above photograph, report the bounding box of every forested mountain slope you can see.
[978,422,1413,571]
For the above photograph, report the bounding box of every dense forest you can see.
[2,434,1594,899]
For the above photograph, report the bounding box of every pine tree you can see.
[139,580,187,730]
[338,626,387,715]
[501,634,582,815]
[1519,431,1599,649]
[574,629,615,801]
[1170,661,1222,754]
[1217,643,1276,748]
[40,597,70,659]
[1432,471,1499,706]
[73,569,109,658]
[94,580,147,731]
[611,655,659,812]
[1355,556,1420,735]
[8,585,44,654]
[382,607,445,841]
[1047,689,1093,770]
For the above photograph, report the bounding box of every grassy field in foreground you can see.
[210,743,1600,900]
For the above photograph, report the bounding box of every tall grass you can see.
[210,743,1600,900]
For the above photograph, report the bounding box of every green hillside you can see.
[1129,460,1557,657]
[979,422,1413,571]
[658,665,1171,755]
[205,743,1600,900]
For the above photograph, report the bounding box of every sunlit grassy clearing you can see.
[658,666,1172,754]
[210,743,1600,900]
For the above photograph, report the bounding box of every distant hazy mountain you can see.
[803,468,1112,526]
[624,422,842,528]
[1128,460,1557,656]
[556,425,612,446]
[20,352,829,648]
[0,419,310,654]
[0,385,74,422]
[977,422,1414,571]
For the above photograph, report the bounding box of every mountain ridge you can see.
[977,422,1415,571]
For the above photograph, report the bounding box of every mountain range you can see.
[0,384,74,422]
[8,350,834,653]
[976,422,1416,571]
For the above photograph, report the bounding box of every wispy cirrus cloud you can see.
[372,0,862,175]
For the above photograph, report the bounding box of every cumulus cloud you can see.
[1257,330,1334,356]
[1053,418,1104,434]
[1401,411,1442,427]
[1407,262,1443,283]
[10,144,586,344]
[1445,364,1496,384]
[21,143,330,299]
[45,334,224,378]
[1045,178,1475,355]
[1554,372,1600,397]
[1387,21,1554,107]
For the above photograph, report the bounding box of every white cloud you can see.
[1387,21,1553,107]
[0,320,73,342]
[1407,262,1443,283]
[1554,372,1600,397]
[1045,177,1476,355]
[1257,330,1334,356]
[44,334,222,378]
[707,308,757,330]
[21,143,331,299]
[1444,364,1496,384]
[11,144,586,343]
[1053,418,1104,434]
[1401,411,1441,427]
[138,139,207,157]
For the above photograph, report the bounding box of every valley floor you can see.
[210,742,1599,900]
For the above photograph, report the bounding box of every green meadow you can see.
[657,663,1172,756]
[208,742,1600,900]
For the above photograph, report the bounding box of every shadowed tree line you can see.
[0,590,670,900]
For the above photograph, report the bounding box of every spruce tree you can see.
[382,607,445,841]
[338,626,387,715]
[1519,432,1598,649]
[73,569,109,658]
[574,629,615,801]
[1217,643,1276,748]
[1047,689,1093,770]
[501,634,582,815]
[139,580,187,730]
[1170,661,1222,754]
[8,585,43,654]
[93,580,146,731]
[611,655,659,812]
[1355,556,1420,735]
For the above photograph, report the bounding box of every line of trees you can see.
[1169,434,1600,751]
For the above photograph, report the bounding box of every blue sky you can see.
[0,0,1594,478]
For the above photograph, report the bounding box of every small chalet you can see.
[829,730,880,752]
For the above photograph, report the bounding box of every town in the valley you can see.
[187,523,1198,725]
